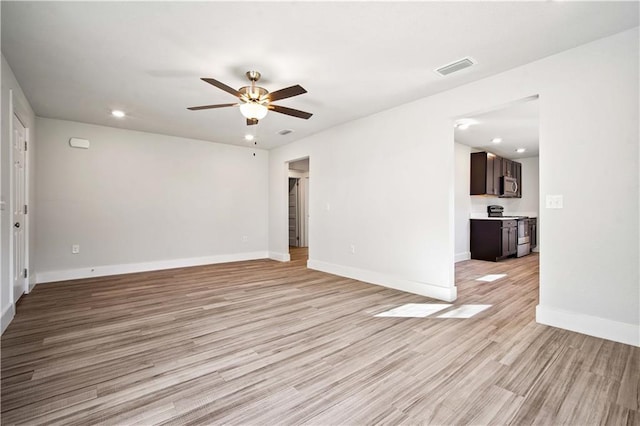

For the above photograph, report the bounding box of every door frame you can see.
[9,89,30,301]
[286,157,310,258]
[288,177,300,247]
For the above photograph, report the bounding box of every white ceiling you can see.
[2,1,638,150]
[455,97,539,160]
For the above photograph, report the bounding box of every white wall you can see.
[454,143,471,261]
[270,101,458,302]
[1,54,37,334]
[35,118,269,282]
[268,28,639,346]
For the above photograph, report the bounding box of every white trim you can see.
[8,89,15,305]
[455,251,471,263]
[1,304,16,335]
[269,251,291,262]
[23,122,30,295]
[35,251,269,284]
[536,304,639,347]
[307,259,457,302]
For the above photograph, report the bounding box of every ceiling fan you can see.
[188,71,313,126]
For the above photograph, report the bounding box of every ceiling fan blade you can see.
[269,104,313,120]
[187,103,237,111]
[247,118,259,126]
[201,78,242,98]
[268,85,307,102]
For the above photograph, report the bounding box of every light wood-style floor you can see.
[2,251,638,425]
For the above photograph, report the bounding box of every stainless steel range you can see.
[487,205,530,257]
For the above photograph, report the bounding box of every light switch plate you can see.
[546,195,563,209]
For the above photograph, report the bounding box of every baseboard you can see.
[455,252,471,263]
[36,251,269,284]
[269,251,291,262]
[536,304,639,347]
[307,259,457,302]
[27,276,36,293]
[1,303,15,335]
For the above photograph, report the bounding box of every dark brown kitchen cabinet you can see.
[470,219,517,262]
[470,152,522,198]
[514,161,522,198]
[470,152,501,196]
[528,218,537,249]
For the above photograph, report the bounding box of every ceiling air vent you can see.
[434,57,476,77]
[278,129,294,136]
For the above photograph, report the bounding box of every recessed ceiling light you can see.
[516,148,526,153]
[244,134,254,141]
[491,138,502,144]
[455,119,478,130]
[111,110,125,118]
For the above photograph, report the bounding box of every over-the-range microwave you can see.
[500,176,518,197]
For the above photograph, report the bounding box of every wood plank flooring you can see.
[1,251,638,425]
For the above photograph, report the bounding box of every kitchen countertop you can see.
[470,216,538,221]
[471,217,518,221]
[470,213,537,220]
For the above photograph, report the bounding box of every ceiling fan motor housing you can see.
[238,86,268,102]
[246,71,261,82]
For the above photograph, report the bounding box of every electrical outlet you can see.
[350,244,356,254]
[241,236,248,243]
[72,244,80,254]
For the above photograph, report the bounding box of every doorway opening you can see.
[288,157,309,263]
[453,96,540,303]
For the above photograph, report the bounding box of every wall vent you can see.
[434,57,476,77]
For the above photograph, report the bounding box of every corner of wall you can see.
[455,252,471,263]
[269,252,291,262]
[307,259,457,302]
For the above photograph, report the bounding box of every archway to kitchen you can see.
[287,157,310,263]
[453,96,540,303]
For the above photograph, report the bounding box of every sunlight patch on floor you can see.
[374,303,452,318]
[476,274,507,282]
[375,303,492,319]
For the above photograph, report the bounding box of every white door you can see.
[12,114,27,302]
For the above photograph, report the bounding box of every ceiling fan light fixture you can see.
[240,102,268,120]
[188,71,312,125]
